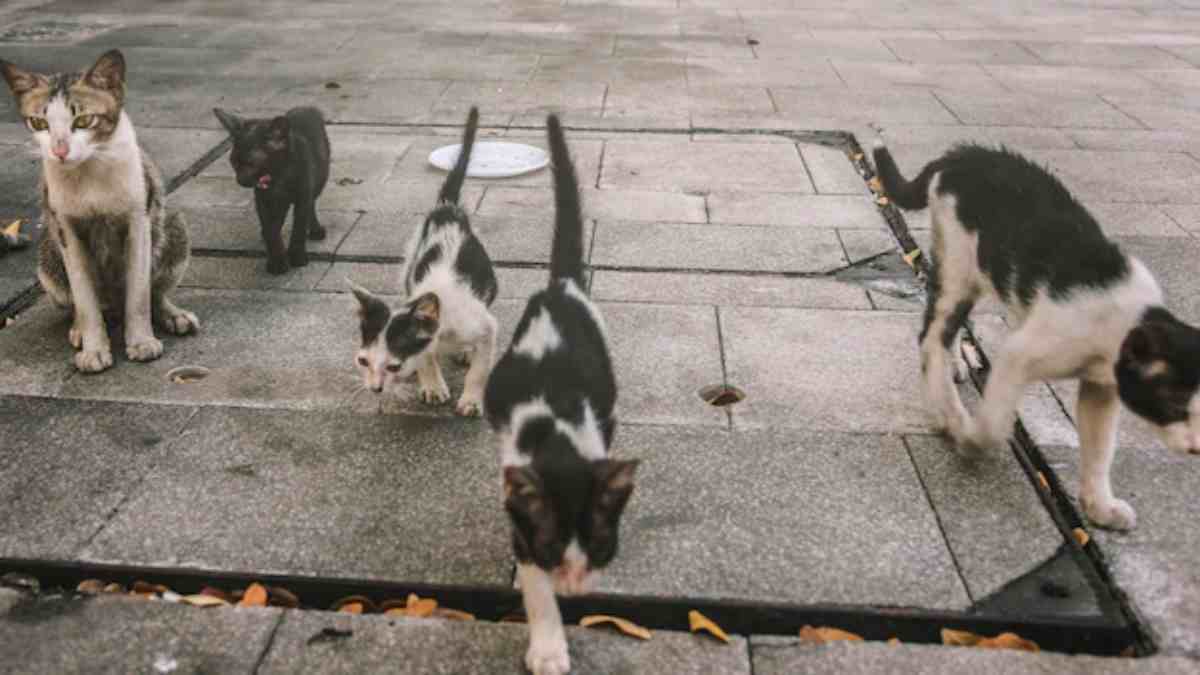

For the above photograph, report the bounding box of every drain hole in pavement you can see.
[166,366,210,384]
[699,384,745,407]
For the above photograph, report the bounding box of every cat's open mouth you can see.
[256,174,272,190]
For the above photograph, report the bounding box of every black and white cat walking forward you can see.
[874,142,1200,531]
[485,116,639,675]
[1,49,197,373]
[350,107,498,416]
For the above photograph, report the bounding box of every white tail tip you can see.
[872,138,886,150]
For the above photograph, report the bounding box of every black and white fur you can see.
[875,141,1200,531]
[484,116,638,675]
[350,107,498,417]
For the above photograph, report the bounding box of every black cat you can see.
[213,106,330,274]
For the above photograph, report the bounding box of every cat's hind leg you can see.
[36,234,82,347]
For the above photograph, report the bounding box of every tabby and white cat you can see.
[874,141,1200,531]
[0,49,197,373]
[484,116,638,675]
[350,107,498,416]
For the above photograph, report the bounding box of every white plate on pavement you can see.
[428,142,549,178]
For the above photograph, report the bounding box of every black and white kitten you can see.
[875,141,1200,531]
[484,116,639,675]
[213,106,330,275]
[350,107,498,417]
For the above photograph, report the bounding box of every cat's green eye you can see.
[27,117,48,132]
[72,115,95,130]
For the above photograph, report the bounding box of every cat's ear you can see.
[0,60,46,97]
[412,292,440,325]
[213,108,243,136]
[85,49,126,91]
[593,459,639,511]
[347,279,377,316]
[1122,322,1170,366]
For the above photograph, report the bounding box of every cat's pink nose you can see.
[51,143,69,160]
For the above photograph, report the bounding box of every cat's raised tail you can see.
[439,106,479,205]
[547,114,585,288]
[872,140,944,211]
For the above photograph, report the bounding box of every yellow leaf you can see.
[433,608,476,621]
[2,220,19,239]
[901,248,922,269]
[76,579,105,595]
[181,594,229,608]
[1073,527,1090,547]
[580,615,652,640]
[339,602,364,614]
[799,626,864,644]
[239,583,268,607]
[405,593,438,617]
[978,632,1039,652]
[687,610,730,644]
[867,176,882,193]
[941,628,981,647]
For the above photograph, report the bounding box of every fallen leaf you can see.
[133,581,167,595]
[1120,645,1136,658]
[433,608,476,621]
[1073,528,1090,547]
[500,612,527,623]
[2,219,20,238]
[130,591,157,600]
[942,628,1039,652]
[867,176,882,193]
[799,626,864,644]
[200,586,233,603]
[1036,472,1050,490]
[887,637,901,645]
[580,615,652,640]
[325,81,341,90]
[746,38,759,46]
[688,610,730,644]
[103,583,125,594]
[76,579,105,595]
[239,583,268,607]
[336,177,363,186]
[407,593,437,617]
[901,248,922,269]
[268,586,300,608]
[182,594,229,608]
[332,595,376,614]
[941,628,980,647]
[339,602,363,614]
[875,196,890,206]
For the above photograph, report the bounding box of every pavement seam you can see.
[928,91,966,126]
[899,435,975,604]
[250,610,286,675]
[792,142,819,193]
[713,305,733,431]
[1096,93,1153,131]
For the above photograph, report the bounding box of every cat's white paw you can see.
[951,417,996,458]
[68,324,83,349]
[455,395,483,417]
[74,346,113,373]
[126,335,164,362]
[160,309,199,335]
[525,639,570,675]
[419,380,451,405]
[1083,495,1137,531]
[952,352,969,383]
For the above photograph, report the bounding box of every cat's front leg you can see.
[255,193,290,275]
[288,196,315,269]
[124,213,163,362]
[518,564,570,675]
[456,314,497,417]
[1076,379,1136,530]
[57,225,112,372]
[416,350,451,405]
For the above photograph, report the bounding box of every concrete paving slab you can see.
[324,263,548,301]
[831,62,1006,93]
[799,145,867,195]
[600,425,970,609]
[259,611,750,675]
[871,124,1079,153]
[479,32,617,57]
[0,595,280,675]
[1087,202,1191,237]
[1101,93,1200,131]
[434,79,604,117]
[0,397,195,559]
[904,434,1063,601]
[838,228,898,264]
[615,34,755,59]
[338,213,592,264]
[591,271,871,310]
[0,299,77,398]
[82,406,513,586]
[591,222,848,274]
[138,127,226,186]
[181,206,360,256]
[771,87,960,126]
[751,640,1198,675]
[600,140,813,193]
[370,51,540,83]
[1021,41,1193,68]
[478,186,708,224]
[722,308,932,434]
[390,135,602,191]
[982,65,1165,97]
[1027,150,1200,205]
[707,193,883,229]
[1159,204,1200,233]
[883,38,1042,65]
[685,57,842,88]
[534,56,687,85]
[934,91,1143,129]
[740,37,901,62]
[181,255,332,291]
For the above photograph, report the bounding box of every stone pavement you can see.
[0,0,1198,672]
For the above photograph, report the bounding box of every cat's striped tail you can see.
[872,141,940,211]
[547,115,585,289]
[438,106,479,205]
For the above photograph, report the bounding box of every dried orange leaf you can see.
[102,583,125,594]
[799,626,864,644]
[875,195,890,206]
[76,579,105,595]
[433,608,476,621]
[2,220,20,239]
[887,637,901,645]
[687,610,730,644]
[405,593,438,617]
[978,632,1039,652]
[182,594,229,608]
[267,586,300,608]
[867,176,882,193]
[902,248,922,268]
[1073,527,1090,547]
[580,615,652,640]
[941,628,982,647]
[239,583,268,607]
[339,602,364,614]
[200,587,233,603]
[132,581,167,595]
[1036,472,1050,490]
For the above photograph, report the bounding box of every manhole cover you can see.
[699,384,745,407]
[166,366,210,384]
[428,142,549,179]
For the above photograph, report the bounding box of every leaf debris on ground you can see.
[1072,527,1090,547]
[580,614,652,640]
[688,610,730,643]
[799,625,864,644]
[238,582,268,607]
[941,628,1039,652]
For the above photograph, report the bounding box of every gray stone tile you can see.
[479,31,617,57]
[1088,202,1191,237]
[0,595,280,675]
[600,140,813,193]
[181,206,360,256]
[686,57,843,87]
[0,299,78,398]
[904,434,1062,600]
[260,611,750,675]
[591,222,848,274]
[707,193,884,228]
[434,79,605,117]
[83,407,513,585]
[1027,150,1200,205]
[1022,41,1193,68]
[327,262,548,300]
[831,61,1005,93]
[0,397,195,558]
[883,39,1042,65]
[602,302,726,427]
[341,213,592,265]
[601,426,970,609]
[934,91,1143,129]
[478,186,708,224]
[591,271,871,309]
[1101,93,1200,131]
[1160,204,1200,233]
[138,127,227,186]
[722,308,932,434]
[871,124,1078,152]
[838,228,898,264]
[799,145,867,195]
[1067,128,1200,153]
[534,56,687,85]
[744,36,901,62]
[751,641,1198,675]
[615,34,755,59]
[392,134,602,191]
[983,65,1165,97]
[1115,235,1200,333]
[771,87,960,126]
[181,256,333,291]
[170,176,253,211]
